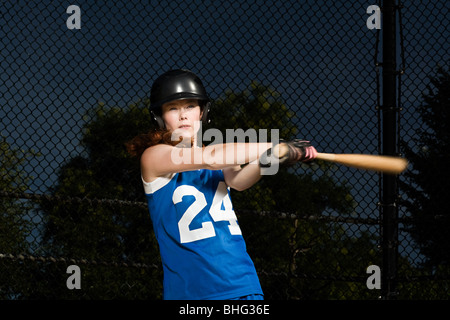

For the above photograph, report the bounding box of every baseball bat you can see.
[273,144,408,174]
[315,153,408,174]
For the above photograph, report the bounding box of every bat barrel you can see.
[316,153,408,174]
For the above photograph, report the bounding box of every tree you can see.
[400,65,450,268]
[38,100,162,299]
[0,137,35,298]
[208,80,298,140]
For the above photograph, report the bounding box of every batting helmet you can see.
[149,69,211,128]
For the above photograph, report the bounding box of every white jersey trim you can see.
[142,173,176,194]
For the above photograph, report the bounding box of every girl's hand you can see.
[261,139,318,168]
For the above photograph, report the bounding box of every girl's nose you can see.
[179,109,188,120]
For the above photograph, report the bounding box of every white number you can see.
[173,185,215,243]
[209,182,242,236]
[173,182,242,244]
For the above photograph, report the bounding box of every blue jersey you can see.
[143,169,263,300]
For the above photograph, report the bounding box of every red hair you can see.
[126,128,194,159]
[126,129,177,158]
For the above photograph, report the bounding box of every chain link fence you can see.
[1,0,448,299]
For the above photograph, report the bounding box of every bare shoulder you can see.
[140,144,174,181]
[141,144,173,162]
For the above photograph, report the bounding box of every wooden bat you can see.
[274,144,408,174]
[315,153,408,174]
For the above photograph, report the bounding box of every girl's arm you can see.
[141,142,272,182]
[222,139,319,191]
[222,161,263,191]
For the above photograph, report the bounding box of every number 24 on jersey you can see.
[173,182,242,244]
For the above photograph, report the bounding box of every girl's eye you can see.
[187,105,195,109]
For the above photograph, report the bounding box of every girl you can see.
[126,69,317,300]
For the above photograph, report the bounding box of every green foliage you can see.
[209,81,297,140]
[400,65,450,268]
[0,137,37,298]
[38,99,162,299]
[0,137,33,252]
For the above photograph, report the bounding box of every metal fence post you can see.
[381,0,399,299]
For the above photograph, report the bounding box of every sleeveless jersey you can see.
[143,169,263,300]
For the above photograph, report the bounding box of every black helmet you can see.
[150,69,211,128]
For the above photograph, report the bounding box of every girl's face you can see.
[162,99,203,142]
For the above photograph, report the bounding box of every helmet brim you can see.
[150,92,210,110]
